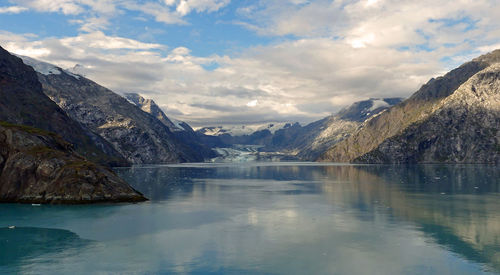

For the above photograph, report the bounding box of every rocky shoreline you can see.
[0,122,147,204]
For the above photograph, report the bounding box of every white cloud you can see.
[14,0,84,14]
[7,0,231,31]
[0,31,444,126]
[2,0,500,126]
[0,5,28,13]
[246,100,258,107]
[60,31,164,50]
[123,1,186,25]
[179,0,231,13]
[238,0,500,51]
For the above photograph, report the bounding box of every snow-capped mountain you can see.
[18,56,210,164]
[197,122,299,137]
[0,50,126,166]
[196,125,260,136]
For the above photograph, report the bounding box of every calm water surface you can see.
[1,163,499,274]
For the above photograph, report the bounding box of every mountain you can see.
[193,98,401,161]
[0,46,126,166]
[124,93,215,159]
[20,56,208,164]
[124,93,184,133]
[0,122,146,203]
[320,49,500,163]
[197,124,261,137]
[196,122,303,147]
[283,98,403,160]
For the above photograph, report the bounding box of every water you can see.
[1,163,499,274]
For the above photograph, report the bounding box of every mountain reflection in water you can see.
[0,163,498,274]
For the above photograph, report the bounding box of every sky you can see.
[1,0,500,127]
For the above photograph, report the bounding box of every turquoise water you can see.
[1,163,499,274]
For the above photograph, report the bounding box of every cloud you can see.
[238,0,500,52]
[246,100,258,107]
[7,0,231,31]
[0,31,444,126]
[176,0,231,15]
[0,5,28,13]
[122,1,186,25]
[13,0,85,14]
[1,0,500,127]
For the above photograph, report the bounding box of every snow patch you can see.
[64,70,81,79]
[369,99,390,111]
[18,55,81,79]
[198,122,299,136]
[18,55,61,76]
[255,122,298,134]
[171,118,187,131]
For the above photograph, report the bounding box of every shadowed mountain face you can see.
[124,93,216,159]
[0,46,126,166]
[320,49,500,163]
[20,56,208,164]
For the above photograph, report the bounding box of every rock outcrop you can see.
[0,122,146,203]
[320,49,500,163]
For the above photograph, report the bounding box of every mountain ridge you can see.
[0,47,127,166]
[19,56,209,164]
[320,49,500,163]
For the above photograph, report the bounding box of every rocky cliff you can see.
[0,46,126,166]
[0,122,146,203]
[124,93,181,133]
[320,50,500,163]
[20,57,207,164]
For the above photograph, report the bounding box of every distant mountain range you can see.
[195,50,500,164]
[197,98,403,161]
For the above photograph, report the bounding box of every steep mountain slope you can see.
[0,122,146,203]
[125,93,215,159]
[124,93,181,133]
[281,98,403,160]
[0,46,126,166]
[20,57,206,164]
[321,49,500,163]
